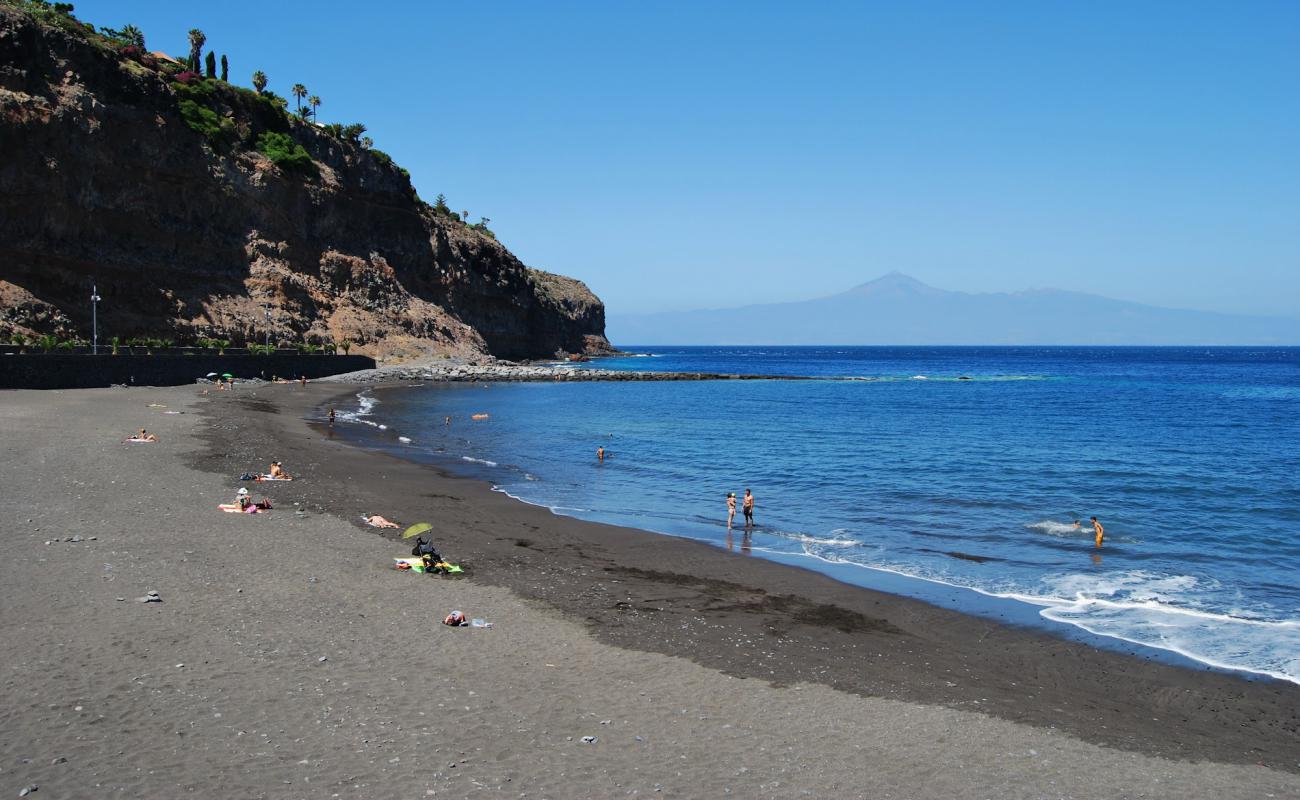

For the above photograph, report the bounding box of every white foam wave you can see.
[334,391,383,427]
[795,552,1300,684]
[1025,520,1094,536]
[398,436,411,443]
[799,534,858,547]
[462,456,498,467]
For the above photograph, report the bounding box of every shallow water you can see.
[334,346,1300,684]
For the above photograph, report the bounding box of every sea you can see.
[331,346,1300,684]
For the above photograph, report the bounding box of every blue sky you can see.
[82,1,1299,316]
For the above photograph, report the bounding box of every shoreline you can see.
[3,384,1299,798]
[335,381,1290,687]
[215,381,1300,767]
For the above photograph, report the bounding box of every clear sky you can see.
[82,0,1300,316]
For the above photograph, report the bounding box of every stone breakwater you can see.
[319,362,808,384]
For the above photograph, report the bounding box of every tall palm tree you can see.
[291,83,307,113]
[187,28,205,72]
[119,24,144,48]
[308,95,321,122]
[252,70,268,94]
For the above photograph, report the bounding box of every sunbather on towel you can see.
[365,514,400,529]
[235,488,273,512]
[268,461,293,480]
[124,428,158,442]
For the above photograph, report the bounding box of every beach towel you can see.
[393,557,463,574]
[218,503,263,514]
[123,438,155,443]
[254,475,293,482]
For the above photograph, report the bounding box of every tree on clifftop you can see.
[252,70,268,94]
[100,24,145,48]
[291,83,307,113]
[204,51,216,79]
[308,95,321,121]
[187,28,206,73]
[220,54,228,82]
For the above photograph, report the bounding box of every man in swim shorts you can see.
[1091,516,1104,548]
[743,489,755,527]
[597,446,605,462]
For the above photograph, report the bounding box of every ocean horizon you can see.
[330,345,1300,684]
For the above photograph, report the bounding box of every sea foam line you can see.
[793,547,1300,684]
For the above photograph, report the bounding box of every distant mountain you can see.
[606,273,1300,346]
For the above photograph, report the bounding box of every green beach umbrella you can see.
[402,522,433,539]
[221,373,234,379]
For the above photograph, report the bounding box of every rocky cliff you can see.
[0,3,614,360]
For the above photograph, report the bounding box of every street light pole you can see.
[90,282,101,355]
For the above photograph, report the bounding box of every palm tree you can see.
[308,95,321,122]
[291,83,307,113]
[187,28,206,72]
[119,24,144,48]
[252,70,268,94]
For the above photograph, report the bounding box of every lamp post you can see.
[90,282,101,355]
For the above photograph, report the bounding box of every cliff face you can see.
[0,5,613,360]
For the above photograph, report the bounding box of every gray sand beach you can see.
[2,384,1297,799]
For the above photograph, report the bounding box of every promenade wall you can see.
[0,354,375,389]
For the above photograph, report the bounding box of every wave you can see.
[792,549,1300,684]
[334,390,384,428]
[462,456,498,467]
[1026,520,1094,536]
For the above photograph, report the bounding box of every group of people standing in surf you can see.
[726,488,755,530]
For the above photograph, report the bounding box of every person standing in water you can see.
[327,408,336,427]
[1091,516,1104,548]
[596,446,605,463]
[726,492,737,529]
[742,488,755,527]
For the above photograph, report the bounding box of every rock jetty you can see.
[319,361,804,384]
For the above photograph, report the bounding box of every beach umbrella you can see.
[206,372,218,378]
[221,373,234,379]
[401,522,433,539]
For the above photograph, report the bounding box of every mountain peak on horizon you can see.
[843,272,942,296]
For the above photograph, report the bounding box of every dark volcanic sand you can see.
[197,383,1300,769]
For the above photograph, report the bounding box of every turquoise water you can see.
[335,347,1300,683]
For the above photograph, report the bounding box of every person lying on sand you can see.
[124,428,158,442]
[365,514,400,529]
[235,488,273,512]
[268,461,293,480]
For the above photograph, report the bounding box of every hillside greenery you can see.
[4,0,500,240]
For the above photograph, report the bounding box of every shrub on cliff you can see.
[256,131,315,173]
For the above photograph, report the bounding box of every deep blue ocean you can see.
[334,347,1300,684]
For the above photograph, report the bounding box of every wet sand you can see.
[1,383,1297,799]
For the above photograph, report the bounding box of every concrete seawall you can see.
[0,354,376,390]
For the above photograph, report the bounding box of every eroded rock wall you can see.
[0,5,612,360]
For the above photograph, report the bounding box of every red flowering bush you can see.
[174,71,201,85]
